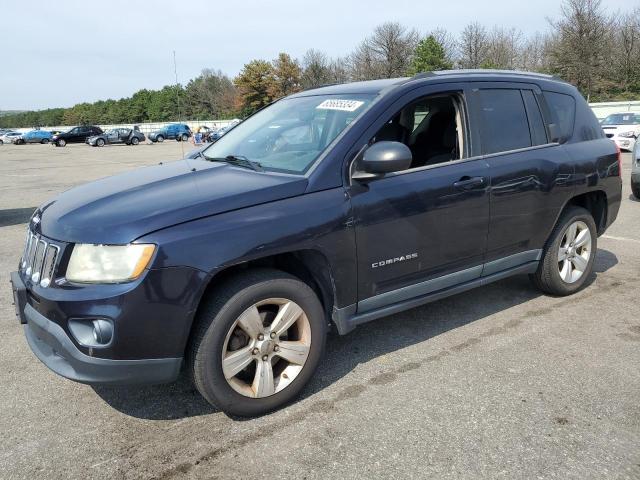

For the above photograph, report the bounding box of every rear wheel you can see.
[130,137,139,145]
[530,206,597,296]
[41,138,49,144]
[96,138,105,147]
[632,181,640,199]
[0,140,3,145]
[188,269,327,417]
[181,133,189,142]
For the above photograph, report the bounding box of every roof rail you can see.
[410,69,566,83]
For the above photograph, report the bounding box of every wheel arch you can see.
[563,190,608,235]
[184,249,337,354]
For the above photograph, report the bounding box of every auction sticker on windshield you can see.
[316,99,365,112]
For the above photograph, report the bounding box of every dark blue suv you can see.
[148,123,191,143]
[10,71,622,416]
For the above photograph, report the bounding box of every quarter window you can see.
[477,89,531,155]
[544,91,575,140]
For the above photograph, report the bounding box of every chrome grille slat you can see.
[40,245,59,288]
[20,228,59,288]
[31,240,47,283]
[25,234,38,276]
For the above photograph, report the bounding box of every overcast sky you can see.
[0,0,633,110]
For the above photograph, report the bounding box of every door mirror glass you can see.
[353,141,413,180]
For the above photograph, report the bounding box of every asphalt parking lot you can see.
[0,143,639,480]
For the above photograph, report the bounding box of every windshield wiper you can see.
[205,155,264,172]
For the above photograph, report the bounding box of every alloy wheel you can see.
[557,220,592,283]
[222,298,311,398]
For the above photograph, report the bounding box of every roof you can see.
[293,69,567,98]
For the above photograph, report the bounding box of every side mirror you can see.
[353,141,413,181]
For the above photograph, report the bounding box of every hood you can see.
[39,158,308,244]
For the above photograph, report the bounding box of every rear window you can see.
[477,89,531,155]
[544,91,576,140]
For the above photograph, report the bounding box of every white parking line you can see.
[602,234,640,244]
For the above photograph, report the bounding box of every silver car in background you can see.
[0,131,22,145]
[632,139,640,199]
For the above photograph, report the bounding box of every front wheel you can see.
[156,135,164,143]
[188,269,327,417]
[632,181,640,200]
[96,138,105,147]
[181,133,189,142]
[57,139,66,147]
[530,206,597,296]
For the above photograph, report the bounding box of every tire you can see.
[96,138,105,147]
[181,133,189,142]
[530,206,597,296]
[156,135,164,143]
[131,137,139,145]
[57,139,66,147]
[41,138,49,144]
[188,269,327,417]
[0,140,3,145]
[632,181,640,200]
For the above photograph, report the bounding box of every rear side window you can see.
[544,91,576,140]
[477,89,531,155]
[522,90,548,146]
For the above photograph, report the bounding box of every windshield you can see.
[602,113,640,125]
[202,94,376,174]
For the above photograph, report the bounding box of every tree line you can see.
[1,0,638,129]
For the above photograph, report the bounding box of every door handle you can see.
[453,176,486,190]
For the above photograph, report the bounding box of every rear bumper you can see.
[24,302,182,385]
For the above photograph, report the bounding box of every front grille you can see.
[21,229,60,288]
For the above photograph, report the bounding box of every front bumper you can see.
[24,302,182,385]
[11,270,182,384]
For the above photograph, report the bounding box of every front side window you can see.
[370,93,465,169]
[202,94,375,174]
[477,89,531,155]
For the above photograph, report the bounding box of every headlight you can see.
[618,131,636,138]
[66,244,156,283]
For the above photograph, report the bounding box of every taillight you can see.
[615,142,622,178]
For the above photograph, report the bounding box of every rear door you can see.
[468,83,573,272]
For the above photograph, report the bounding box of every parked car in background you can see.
[632,139,640,199]
[0,131,22,145]
[13,130,53,144]
[148,124,191,143]
[86,128,145,147]
[53,125,103,147]
[600,112,640,151]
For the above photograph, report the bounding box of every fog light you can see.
[68,318,114,348]
[92,319,113,345]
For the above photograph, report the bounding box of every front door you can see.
[348,87,491,312]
